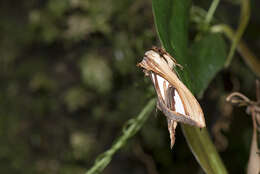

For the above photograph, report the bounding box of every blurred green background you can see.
[0,0,259,173]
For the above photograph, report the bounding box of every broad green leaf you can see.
[182,126,228,174]
[152,0,193,91]
[152,0,190,63]
[152,0,228,173]
[189,34,227,96]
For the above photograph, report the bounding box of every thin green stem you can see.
[86,98,156,174]
[211,24,260,78]
[192,4,258,77]
[205,0,220,26]
[224,0,250,67]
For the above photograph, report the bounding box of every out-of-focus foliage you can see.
[0,0,155,173]
[0,0,259,173]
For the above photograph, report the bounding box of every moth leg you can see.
[157,97,202,127]
[167,119,177,148]
[175,63,183,70]
[165,83,178,148]
[156,101,162,111]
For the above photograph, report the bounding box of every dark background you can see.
[0,0,259,173]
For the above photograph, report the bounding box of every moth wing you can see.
[172,77,206,128]
[151,73,179,148]
[140,49,205,128]
[151,73,205,128]
[169,73,206,128]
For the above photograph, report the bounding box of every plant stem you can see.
[86,98,156,174]
[205,0,220,26]
[224,0,250,67]
[211,24,260,78]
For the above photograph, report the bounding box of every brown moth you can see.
[137,47,206,148]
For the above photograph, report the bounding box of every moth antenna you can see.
[159,47,184,71]
[176,63,184,70]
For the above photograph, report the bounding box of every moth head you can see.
[137,48,178,84]
[145,49,175,69]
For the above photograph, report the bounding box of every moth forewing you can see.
[151,72,179,148]
[149,69,205,127]
[161,69,205,128]
[138,48,205,128]
[150,73,169,101]
[172,88,186,115]
[151,72,204,127]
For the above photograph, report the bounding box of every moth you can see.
[137,47,206,148]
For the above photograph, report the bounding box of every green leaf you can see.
[182,126,228,174]
[189,34,227,96]
[152,0,228,173]
[152,0,193,91]
[152,0,190,63]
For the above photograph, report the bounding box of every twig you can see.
[226,80,260,173]
[224,0,250,67]
[86,99,156,174]
[211,24,260,78]
[205,0,220,27]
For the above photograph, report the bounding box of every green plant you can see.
[86,0,257,173]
